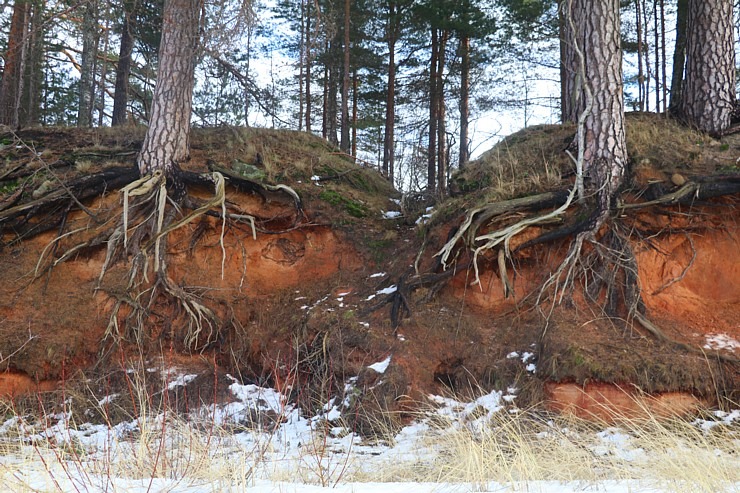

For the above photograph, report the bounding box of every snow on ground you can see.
[0,370,737,492]
[703,333,740,352]
[0,310,736,493]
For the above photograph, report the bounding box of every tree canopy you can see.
[0,0,736,192]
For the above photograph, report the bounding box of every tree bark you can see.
[458,34,470,168]
[427,28,438,194]
[340,0,351,152]
[23,0,43,126]
[298,0,305,131]
[436,30,448,195]
[0,0,30,127]
[680,0,735,134]
[327,36,340,146]
[137,0,203,180]
[574,0,627,210]
[668,0,688,114]
[653,0,660,112]
[635,0,644,111]
[78,0,100,127]
[322,37,329,140]
[560,0,585,123]
[382,0,397,183]
[351,69,357,158]
[304,0,312,132]
[112,1,136,126]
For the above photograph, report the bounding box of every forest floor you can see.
[0,113,737,435]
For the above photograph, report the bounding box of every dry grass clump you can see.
[453,123,572,202]
[625,112,714,172]
[398,403,740,492]
[193,127,392,192]
[0,376,736,491]
[449,112,728,212]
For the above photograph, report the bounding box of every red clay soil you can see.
[437,200,739,418]
[0,127,738,423]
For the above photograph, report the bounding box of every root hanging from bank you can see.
[7,157,305,353]
[94,169,227,351]
[371,174,740,366]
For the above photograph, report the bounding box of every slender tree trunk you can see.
[668,0,688,114]
[322,37,329,140]
[458,34,470,168]
[427,28,438,194]
[641,0,651,110]
[558,0,568,120]
[327,37,339,146]
[0,0,30,127]
[382,0,397,183]
[680,0,734,134]
[659,0,667,114]
[78,0,100,127]
[23,0,43,126]
[351,69,357,158]
[244,22,252,126]
[560,0,585,123]
[305,0,311,132]
[436,30,448,195]
[97,5,110,127]
[635,0,644,111]
[137,0,203,184]
[339,0,351,152]
[298,0,305,131]
[112,2,135,125]
[653,0,660,112]
[574,0,627,211]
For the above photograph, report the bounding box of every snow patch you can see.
[368,356,392,374]
[703,333,739,352]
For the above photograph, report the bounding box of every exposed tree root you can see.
[376,175,740,365]
[1,159,304,352]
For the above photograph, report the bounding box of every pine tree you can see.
[680,0,735,134]
[137,0,202,184]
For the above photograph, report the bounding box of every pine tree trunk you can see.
[112,3,135,126]
[668,0,688,114]
[659,0,667,113]
[327,37,340,146]
[0,0,30,127]
[340,0,351,152]
[653,0,660,112]
[560,0,585,123]
[137,0,202,183]
[305,0,312,132]
[97,5,111,127]
[298,0,305,131]
[78,0,100,127]
[322,37,329,140]
[635,0,644,111]
[352,69,357,158]
[574,0,627,210]
[458,34,470,168]
[680,0,735,134]
[382,1,397,183]
[427,28,438,195]
[22,0,43,126]
[436,30,448,195]
[641,0,651,110]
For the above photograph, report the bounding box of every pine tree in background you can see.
[680,0,735,134]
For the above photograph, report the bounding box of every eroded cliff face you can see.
[437,200,739,418]
[0,124,737,423]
